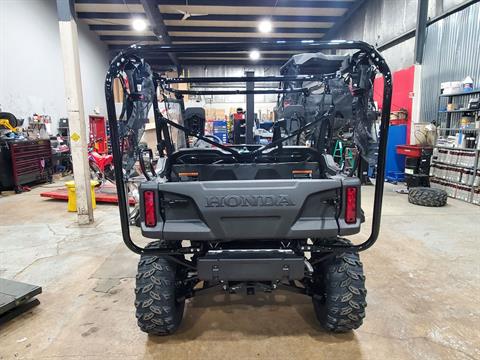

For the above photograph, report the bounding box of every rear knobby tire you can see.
[104,165,116,184]
[408,187,447,207]
[312,244,367,332]
[135,242,185,335]
[89,161,103,184]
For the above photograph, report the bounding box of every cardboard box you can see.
[215,109,225,119]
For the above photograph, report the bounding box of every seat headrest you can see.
[283,105,305,118]
[183,107,205,119]
[183,107,206,135]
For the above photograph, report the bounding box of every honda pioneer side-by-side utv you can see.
[105,41,392,335]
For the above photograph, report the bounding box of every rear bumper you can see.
[197,249,304,281]
[140,178,361,241]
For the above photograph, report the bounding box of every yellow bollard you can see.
[65,180,98,212]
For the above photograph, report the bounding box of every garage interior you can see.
[0,0,479,359]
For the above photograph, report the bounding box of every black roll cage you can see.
[105,40,392,260]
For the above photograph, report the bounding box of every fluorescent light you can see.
[132,18,147,32]
[249,50,260,61]
[301,39,314,43]
[258,19,273,33]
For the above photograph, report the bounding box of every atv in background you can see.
[104,41,392,335]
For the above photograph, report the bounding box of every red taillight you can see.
[345,187,357,224]
[144,190,157,227]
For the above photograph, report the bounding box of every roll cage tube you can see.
[104,40,392,257]
[152,74,332,164]
[155,77,326,161]
[252,109,333,156]
[162,88,310,96]
[153,73,245,159]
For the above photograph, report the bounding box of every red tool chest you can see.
[396,144,425,158]
[0,139,52,193]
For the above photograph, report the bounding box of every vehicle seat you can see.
[274,105,306,145]
[183,107,206,136]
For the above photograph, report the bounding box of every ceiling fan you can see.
[176,0,209,21]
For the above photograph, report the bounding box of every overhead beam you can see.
[108,44,297,56]
[156,0,352,8]
[100,35,158,41]
[139,0,180,71]
[76,0,140,3]
[90,24,329,34]
[76,0,353,8]
[100,35,322,42]
[77,12,147,19]
[77,12,340,23]
[414,0,429,64]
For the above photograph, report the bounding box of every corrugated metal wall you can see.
[420,2,480,124]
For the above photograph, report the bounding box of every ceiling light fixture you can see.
[258,19,273,33]
[249,50,261,61]
[132,18,147,32]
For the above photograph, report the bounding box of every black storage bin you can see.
[406,173,430,188]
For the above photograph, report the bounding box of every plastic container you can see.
[65,180,98,212]
[473,189,480,205]
[463,76,474,92]
[453,168,462,182]
[474,171,480,187]
[469,153,476,167]
[442,81,463,95]
[456,186,470,201]
[386,124,407,182]
[467,170,474,186]
[396,145,424,158]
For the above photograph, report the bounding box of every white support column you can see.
[58,15,93,224]
[410,64,423,144]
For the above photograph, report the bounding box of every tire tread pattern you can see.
[134,241,184,335]
[313,243,367,333]
[408,187,447,207]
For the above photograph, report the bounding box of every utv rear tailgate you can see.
[140,178,361,241]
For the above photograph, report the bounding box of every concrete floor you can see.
[0,182,479,360]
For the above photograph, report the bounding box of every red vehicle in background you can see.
[88,146,115,184]
[88,115,115,184]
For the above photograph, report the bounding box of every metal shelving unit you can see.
[437,89,480,129]
[432,160,475,169]
[435,91,480,205]
[435,145,478,151]
[439,88,480,97]
[431,126,480,205]
[439,109,480,113]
